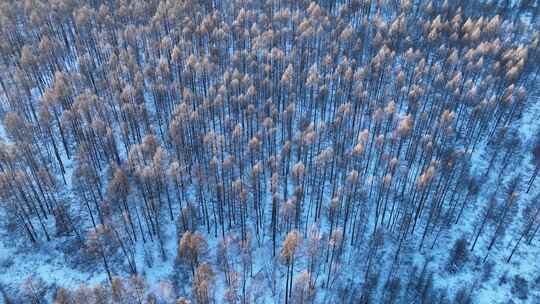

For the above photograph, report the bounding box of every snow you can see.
[0,233,105,296]
[0,91,539,303]
[0,5,539,304]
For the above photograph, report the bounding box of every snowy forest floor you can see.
[0,93,539,304]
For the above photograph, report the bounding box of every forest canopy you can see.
[0,0,539,303]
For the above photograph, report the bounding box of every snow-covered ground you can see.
[0,3,539,304]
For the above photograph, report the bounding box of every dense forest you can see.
[0,0,539,303]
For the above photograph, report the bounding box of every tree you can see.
[281,230,300,304]
[526,136,540,193]
[86,224,116,284]
[447,238,468,273]
[483,176,520,262]
[53,287,72,304]
[129,275,146,304]
[0,0,538,302]
[507,197,540,262]
[192,263,215,304]
[21,276,47,304]
[111,277,126,304]
[177,231,208,277]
